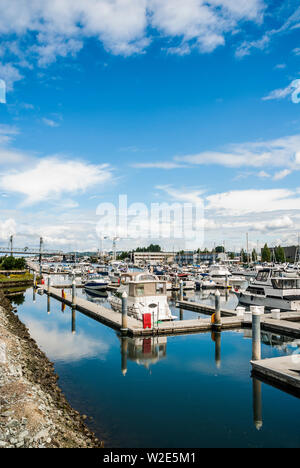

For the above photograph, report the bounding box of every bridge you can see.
[0,247,63,256]
[0,236,63,257]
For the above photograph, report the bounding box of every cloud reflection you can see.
[27,319,110,362]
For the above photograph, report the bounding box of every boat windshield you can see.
[256,271,270,282]
[272,279,300,289]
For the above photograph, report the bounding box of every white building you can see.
[133,251,174,266]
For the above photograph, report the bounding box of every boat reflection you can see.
[119,335,167,375]
[84,290,108,304]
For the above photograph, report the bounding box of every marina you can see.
[7,284,300,448]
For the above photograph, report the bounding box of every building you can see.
[268,246,299,263]
[174,251,197,265]
[133,251,175,266]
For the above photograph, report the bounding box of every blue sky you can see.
[0,0,300,253]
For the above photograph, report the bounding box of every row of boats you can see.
[42,260,300,321]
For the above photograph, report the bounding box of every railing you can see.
[0,247,63,255]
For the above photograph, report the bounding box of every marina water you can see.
[11,284,300,448]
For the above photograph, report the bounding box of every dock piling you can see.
[213,290,222,330]
[179,280,183,302]
[121,291,128,335]
[72,279,77,307]
[252,307,261,361]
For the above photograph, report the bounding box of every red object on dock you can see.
[41,279,45,285]
[143,313,152,329]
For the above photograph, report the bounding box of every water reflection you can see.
[72,307,76,335]
[12,288,300,448]
[211,331,222,369]
[119,335,167,375]
[252,378,263,431]
[26,317,110,362]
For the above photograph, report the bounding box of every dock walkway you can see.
[44,286,242,336]
[251,356,300,392]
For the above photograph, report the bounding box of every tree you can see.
[261,244,271,263]
[240,249,248,263]
[252,249,257,262]
[275,245,285,264]
[215,246,225,253]
[0,256,26,271]
[135,244,162,253]
[229,252,235,260]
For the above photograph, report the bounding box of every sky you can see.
[0,0,300,253]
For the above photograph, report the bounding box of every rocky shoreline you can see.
[0,292,103,448]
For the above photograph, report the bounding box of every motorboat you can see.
[236,268,300,311]
[209,264,245,288]
[109,272,176,321]
[84,274,109,292]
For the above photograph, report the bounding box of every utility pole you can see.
[9,235,13,256]
[246,233,250,264]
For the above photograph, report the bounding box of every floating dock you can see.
[251,356,300,395]
[44,286,242,337]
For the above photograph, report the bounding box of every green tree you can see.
[275,245,285,264]
[252,249,257,262]
[240,249,248,263]
[0,256,26,271]
[261,244,271,263]
[215,246,225,253]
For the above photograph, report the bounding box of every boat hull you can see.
[238,291,300,311]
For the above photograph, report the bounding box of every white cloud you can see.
[156,185,204,205]
[0,61,23,90]
[0,0,265,67]
[42,118,60,128]
[257,170,271,178]
[174,134,300,170]
[263,79,300,103]
[0,157,113,205]
[0,218,16,240]
[236,5,300,58]
[206,188,300,216]
[273,169,291,181]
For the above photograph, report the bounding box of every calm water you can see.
[10,284,300,448]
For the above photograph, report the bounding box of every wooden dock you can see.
[177,300,238,317]
[44,286,242,337]
[251,356,300,395]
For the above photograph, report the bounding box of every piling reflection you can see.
[211,331,221,369]
[119,335,167,375]
[47,295,51,315]
[72,307,76,335]
[252,377,263,431]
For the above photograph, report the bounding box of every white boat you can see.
[236,268,300,311]
[84,274,109,292]
[109,272,176,321]
[209,264,245,288]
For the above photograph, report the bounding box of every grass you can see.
[0,273,33,283]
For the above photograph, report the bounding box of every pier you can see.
[251,356,300,393]
[44,286,243,337]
